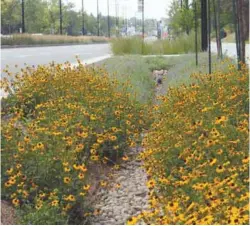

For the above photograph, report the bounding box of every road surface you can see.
[1,43,111,73]
[211,42,249,59]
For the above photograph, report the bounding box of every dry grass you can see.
[1,34,110,46]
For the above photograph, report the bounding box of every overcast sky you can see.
[66,0,172,20]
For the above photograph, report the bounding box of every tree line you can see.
[1,0,159,37]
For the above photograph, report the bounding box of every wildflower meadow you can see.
[128,63,249,225]
[1,60,148,224]
[1,57,249,224]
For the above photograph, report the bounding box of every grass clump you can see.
[111,32,201,55]
[1,34,109,46]
[1,61,148,224]
[129,63,249,225]
[96,55,172,104]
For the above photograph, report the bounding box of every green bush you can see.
[111,32,201,55]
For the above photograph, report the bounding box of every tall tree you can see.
[213,0,222,58]
[237,0,249,64]
[168,0,194,36]
[201,0,208,51]
[1,0,21,34]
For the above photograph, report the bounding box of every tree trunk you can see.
[213,0,222,58]
[237,0,249,64]
[201,0,208,51]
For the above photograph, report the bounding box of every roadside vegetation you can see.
[1,61,148,224]
[129,62,249,225]
[1,54,248,224]
[1,34,109,46]
[95,55,172,103]
[111,32,200,55]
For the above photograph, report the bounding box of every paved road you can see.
[211,42,249,59]
[1,43,111,73]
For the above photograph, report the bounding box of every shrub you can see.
[111,32,201,55]
[1,61,147,223]
[129,63,249,225]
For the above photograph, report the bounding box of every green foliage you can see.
[1,0,21,34]
[96,55,172,104]
[18,201,68,225]
[168,1,194,35]
[111,32,201,55]
[1,0,125,36]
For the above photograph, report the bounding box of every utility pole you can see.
[59,0,62,35]
[207,0,211,74]
[142,0,144,40]
[194,0,198,66]
[107,0,110,37]
[82,0,85,35]
[97,0,100,36]
[21,0,25,33]
[201,0,208,51]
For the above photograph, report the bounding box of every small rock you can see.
[135,191,147,197]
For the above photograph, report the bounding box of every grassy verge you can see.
[95,53,235,101]
[1,34,109,46]
[94,55,172,104]
[161,53,236,92]
[111,32,201,55]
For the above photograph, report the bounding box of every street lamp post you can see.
[21,0,25,33]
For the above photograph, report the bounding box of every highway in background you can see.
[1,43,111,73]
